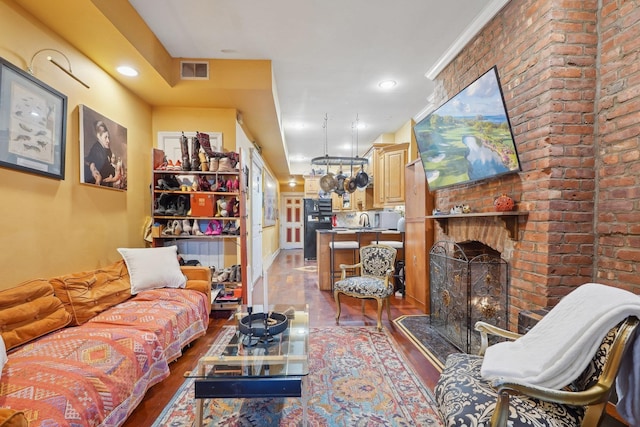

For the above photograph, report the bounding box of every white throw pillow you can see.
[118,246,186,294]
[0,335,7,380]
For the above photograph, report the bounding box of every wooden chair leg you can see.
[361,299,365,314]
[385,296,391,320]
[376,297,383,331]
[334,291,342,325]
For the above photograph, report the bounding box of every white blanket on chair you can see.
[481,283,640,391]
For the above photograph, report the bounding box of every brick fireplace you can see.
[424,0,640,324]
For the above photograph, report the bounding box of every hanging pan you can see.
[355,165,369,188]
[345,174,358,193]
[320,172,337,193]
[335,165,346,196]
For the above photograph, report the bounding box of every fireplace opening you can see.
[429,240,509,354]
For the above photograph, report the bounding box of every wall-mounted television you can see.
[413,66,521,191]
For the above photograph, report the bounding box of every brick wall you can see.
[595,0,640,291]
[429,0,640,324]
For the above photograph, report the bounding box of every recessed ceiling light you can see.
[378,80,397,89]
[117,65,138,77]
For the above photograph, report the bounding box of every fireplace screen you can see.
[429,241,508,354]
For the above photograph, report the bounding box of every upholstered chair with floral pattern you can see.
[334,244,397,331]
[434,316,639,427]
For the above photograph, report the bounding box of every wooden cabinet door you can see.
[383,147,407,204]
[304,176,320,198]
[352,187,373,211]
[372,147,386,208]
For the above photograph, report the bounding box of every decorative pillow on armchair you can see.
[118,245,186,294]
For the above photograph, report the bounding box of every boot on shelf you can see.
[190,136,201,171]
[197,132,216,157]
[209,157,219,172]
[175,195,189,216]
[180,132,191,171]
[218,156,233,172]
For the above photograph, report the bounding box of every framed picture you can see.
[0,57,67,179]
[263,168,277,226]
[79,105,127,190]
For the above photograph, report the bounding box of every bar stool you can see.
[374,235,405,296]
[329,232,359,292]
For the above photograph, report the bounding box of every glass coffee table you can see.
[187,304,309,426]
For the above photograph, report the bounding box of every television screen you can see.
[413,66,521,191]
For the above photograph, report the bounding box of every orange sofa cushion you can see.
[50,260,132,326]
[0,409,27,427]
[0,279,72,350]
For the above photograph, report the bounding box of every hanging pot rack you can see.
[310,114,368,167]
[311,154,368,166]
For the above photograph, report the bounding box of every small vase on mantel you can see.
[494,194,515,212]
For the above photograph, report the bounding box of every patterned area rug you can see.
[153,326,444,426]
[393,315,460,372]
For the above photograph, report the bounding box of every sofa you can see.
[0,246,212,427]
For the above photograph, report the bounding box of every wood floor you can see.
[122,248,441,427]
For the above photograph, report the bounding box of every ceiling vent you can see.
[180,61,209,80]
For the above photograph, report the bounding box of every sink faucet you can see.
[359,213,370,228]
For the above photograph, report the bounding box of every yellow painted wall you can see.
[151,107,237,152]
[0,1,152,289]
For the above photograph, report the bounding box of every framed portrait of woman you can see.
[79,105,127,190]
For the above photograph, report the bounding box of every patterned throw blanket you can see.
[0,288,208,427]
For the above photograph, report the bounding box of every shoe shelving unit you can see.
[151,148,248,311]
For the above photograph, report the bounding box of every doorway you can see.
[280,193,304,250]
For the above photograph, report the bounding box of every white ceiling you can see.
[128,0,506,176]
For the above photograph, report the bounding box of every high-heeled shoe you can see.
[172,219,182,236]
[205,220,221,236]
[161,220,174,236]
[182,219,192,235]
[192,219,204,235]
[198,175,211,192]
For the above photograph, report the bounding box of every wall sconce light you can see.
[27,48,90,89]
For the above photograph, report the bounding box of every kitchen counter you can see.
[316,229,404,291]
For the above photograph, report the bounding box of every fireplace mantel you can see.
[425,211,529,240]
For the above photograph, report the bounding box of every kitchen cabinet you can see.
[331,192,353,212]
[304,176,321,198]
[404,159,434,313]
[370,143,409,208]
[383,143,408,205]
[352,186,373,211]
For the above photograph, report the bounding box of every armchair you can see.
[334,244,397,331]
[434,284,640,427]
